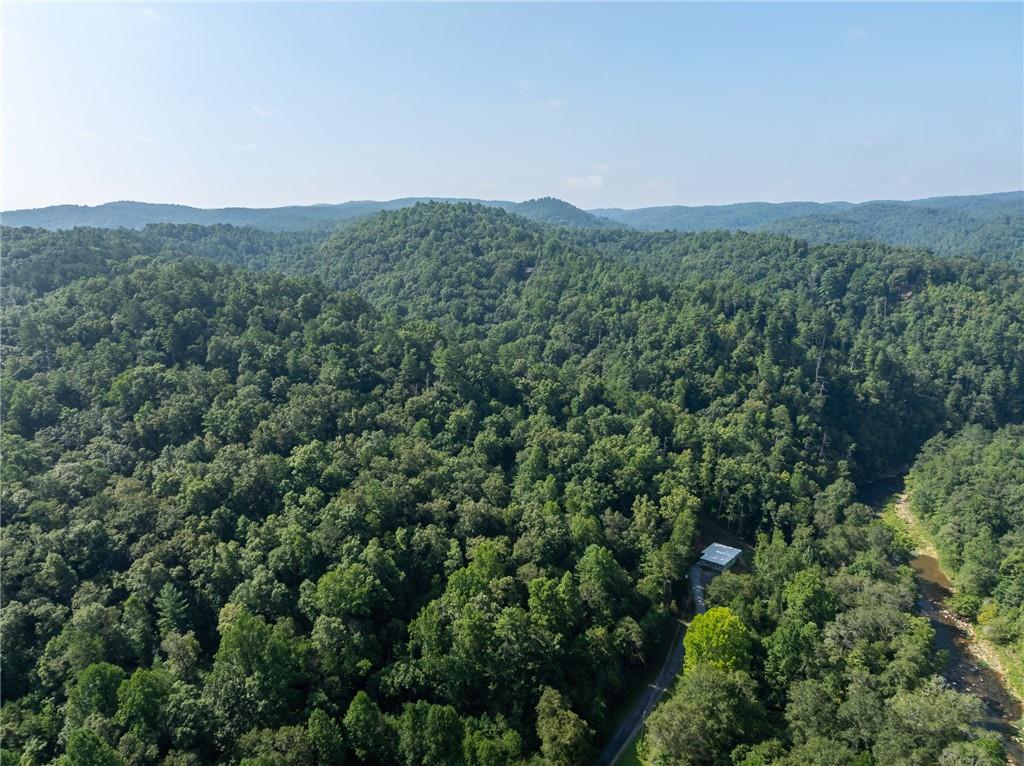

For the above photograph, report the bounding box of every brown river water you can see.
[910,552,1023,764]
[860,478,1022,764]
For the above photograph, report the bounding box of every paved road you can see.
[690,564,709,616]
[594,564,713,766]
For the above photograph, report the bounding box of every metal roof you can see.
[699,543,743,568]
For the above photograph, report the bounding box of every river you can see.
[862,479,1023,764]
[909,543,1023,764]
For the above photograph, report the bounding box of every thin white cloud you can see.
[515,79,534,91]
[847,26,867,41]
[74,129,99,139]
[133,135,156,144]
[565,175,604,192]
[232,143,259,151]
[540,98,565,110]
[592,162,611,173]
[138,7,161,24]
[251,104,271,117]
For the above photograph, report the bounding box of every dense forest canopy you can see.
[1,204,1022,765]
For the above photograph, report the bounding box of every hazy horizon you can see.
[4,2,1022,210]
[5,188,1024,215]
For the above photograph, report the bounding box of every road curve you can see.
[595,564,711,766]
[594,619,686,766]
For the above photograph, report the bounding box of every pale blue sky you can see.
[3,2,1022,210]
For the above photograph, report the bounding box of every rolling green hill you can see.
[1,196,618,233]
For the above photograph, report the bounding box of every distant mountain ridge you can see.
[591,200,853,230]
[592,192,1024,260]
[0,196,618,232]
[592,191,1023,230]
[4,191,1021,261]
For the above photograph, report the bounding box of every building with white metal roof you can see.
[698,543,743,573]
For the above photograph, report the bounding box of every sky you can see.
[2,2,1022,210]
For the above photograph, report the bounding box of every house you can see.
[697,543,743,574]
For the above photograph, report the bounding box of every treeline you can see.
[1,204,1022,765]
[908,425,1024,655]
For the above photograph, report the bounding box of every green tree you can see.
[764,616,821,689]
[575,545,632,623]
[121,594,155,662]
[202,607,308,747]
[938,739,1005,766]
[155,583,189,638]
[65,662,126,731]
[314,563,387,622]
[343,692,397,766]
[782,569,837,625]
[462,716,522,766]
[60,729,124,766]
[639,664,761,766]
[116,667,172,742]
[307,708,347,766]
[535,687,594,766]
[237,725,316,766]
[779,736,858,766]
[872,679,989,766]
[395,701,465,766]
[683,606,753,673]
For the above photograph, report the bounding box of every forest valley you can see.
[1,202,1022,766]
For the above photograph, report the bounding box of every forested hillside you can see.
[511,198,620,230]
[758,199,1024,262]
[596,191,1024,262]
[2,205,1022,765]
[1,225,326,306]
